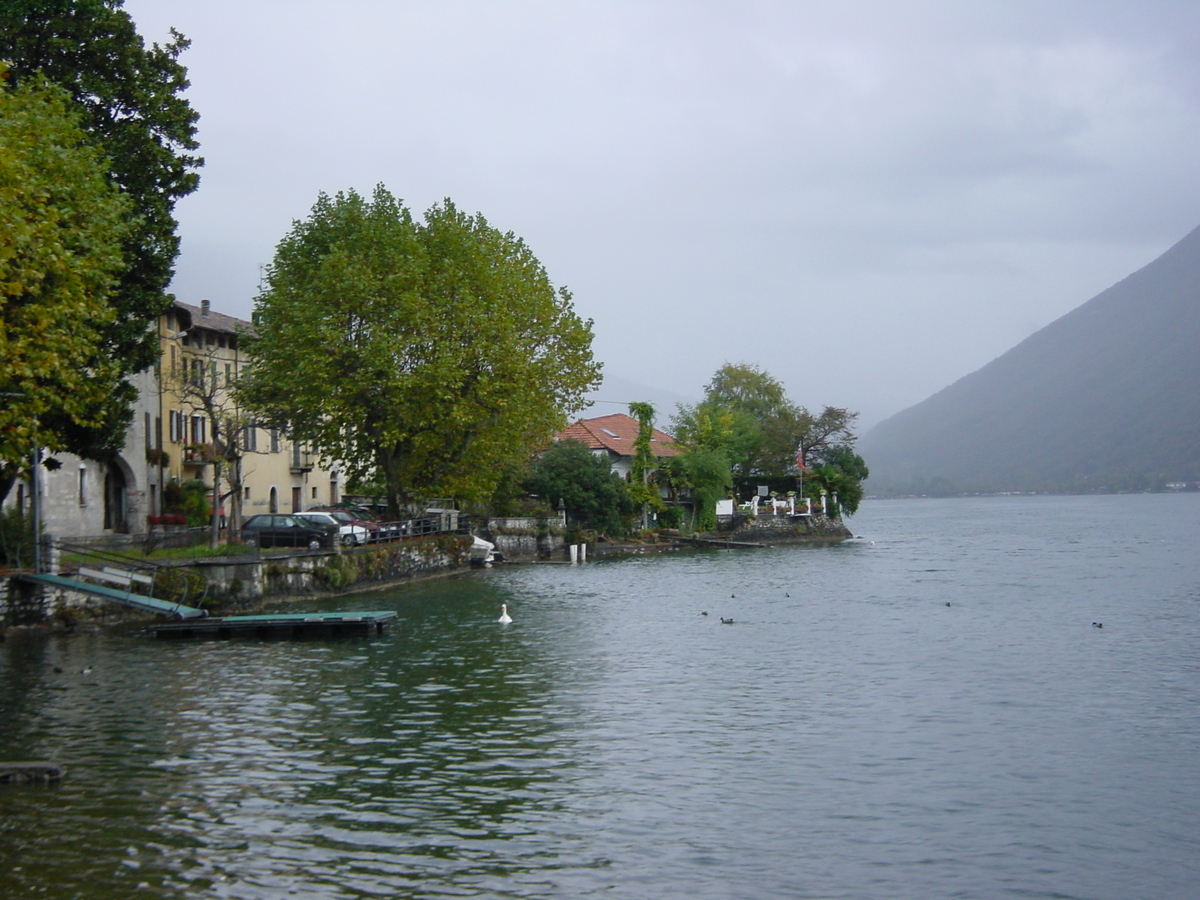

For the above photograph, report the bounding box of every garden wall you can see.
[482,517,566,560]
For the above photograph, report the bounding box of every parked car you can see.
[296,511,370,546]
[241,514,337,549]
[308,508,388,542]
[346,507,409,540]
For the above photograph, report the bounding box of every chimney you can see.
[201,299,210,316]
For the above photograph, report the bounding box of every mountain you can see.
[860,224,1200,494]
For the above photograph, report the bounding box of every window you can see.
[190,415,206,444]
[244,423,258,452]
[312,486,318,500]
[270,428,280,453]
[78,467,87,506]
[244,486,251,500]
[144,413,152,449]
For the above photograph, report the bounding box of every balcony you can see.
[182,443,215,467]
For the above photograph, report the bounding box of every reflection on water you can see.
[2,494,1199,899]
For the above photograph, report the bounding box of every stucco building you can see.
[4,299,341,541]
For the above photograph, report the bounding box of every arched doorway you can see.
[103,462,128,532]
[269,486,278,513]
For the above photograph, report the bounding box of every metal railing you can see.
[52,540,210,611]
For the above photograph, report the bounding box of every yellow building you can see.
[3,298,344,541]
[157,300,343,526]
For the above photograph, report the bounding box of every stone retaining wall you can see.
[2,534,476,626]
[720,512,853,542]
[482,517,566,560]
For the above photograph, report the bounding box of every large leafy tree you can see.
[704,362,792,421]
[672,362,868,513]
[673,363,794,479]
[673,398,760,480]
[0,68,132,503]
[240,186,602,516]
[0,0,202,456]
[522,440,634,534]
[675,363,862,479]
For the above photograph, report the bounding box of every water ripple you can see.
[2,495,1199,898]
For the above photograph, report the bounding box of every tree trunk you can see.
[378,446,403,519]
[210,457,222,551]
[228,454,243,535]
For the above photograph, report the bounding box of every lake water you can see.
[2,494,1199,899]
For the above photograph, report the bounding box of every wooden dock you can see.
[151,610,397,640]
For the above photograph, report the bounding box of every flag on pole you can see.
[795,446,806,470]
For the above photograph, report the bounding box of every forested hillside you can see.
[861,224,1200,494]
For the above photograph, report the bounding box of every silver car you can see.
[295,511,370,546]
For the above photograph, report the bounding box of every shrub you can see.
[656,506,683,529]
[179,480,211,527]
[0,507,36,568]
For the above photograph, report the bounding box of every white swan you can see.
[498,604,513,624]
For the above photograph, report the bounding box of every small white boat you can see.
[469,535,498,567]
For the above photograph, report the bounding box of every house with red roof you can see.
[554,413,681,483]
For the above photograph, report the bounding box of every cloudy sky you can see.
[124,0,1200,430]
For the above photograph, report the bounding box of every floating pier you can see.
[151,610,397,640]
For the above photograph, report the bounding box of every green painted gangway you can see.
[24,541,209,620]
[24,572,208,619]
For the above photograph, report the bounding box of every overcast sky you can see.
[124,0,1200,430]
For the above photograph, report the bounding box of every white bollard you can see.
[569,544,578,564]
[580,543,587,562]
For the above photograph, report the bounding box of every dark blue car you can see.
[241,514,337,549]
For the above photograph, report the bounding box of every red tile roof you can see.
[556,413,680,459]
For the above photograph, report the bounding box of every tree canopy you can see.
[239,186,602,515]
[0,67,132,502]
[672,362,868,515]
[522,440,634,534]
[0,0,202,456]
[805,444,870,516]
[661,445,732,532]
[675,363,860,478]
